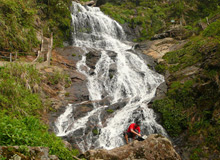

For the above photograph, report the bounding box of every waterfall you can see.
[55,1,167,152]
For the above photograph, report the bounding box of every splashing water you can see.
[55,1,167,152]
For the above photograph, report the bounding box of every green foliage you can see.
[168,80,195,108]
[100,1,167,40]
[0,63,77,159]
[155,63,166,74]
[106,109,114,113]
[0,114,74,160]
[203,20,220,37]
[18,145,30,156]
[152,80,195,136]
[153,98,187,137]
[0,0,72,51]
[190,147,202,160]
[100,0,220,41]
[46,70,71,86]
[163,37,207,72]
[92,129,99,135]
[36,0,72,47]
[0,63,42,116]
[0,0,39,52]
[155,12,220,157]
[0,155,7,160]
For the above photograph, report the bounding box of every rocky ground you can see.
[82,134,181,160]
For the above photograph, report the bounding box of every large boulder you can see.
[86,50,102,69]
[83,134,181,160]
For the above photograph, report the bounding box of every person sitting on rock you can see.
[124,120,141,144]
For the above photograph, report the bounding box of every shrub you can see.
[155,63,166,74]
[203,20,220,37]
[153,98,187,137]
[0,114,74,160]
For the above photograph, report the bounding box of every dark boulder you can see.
[86,50,102,69]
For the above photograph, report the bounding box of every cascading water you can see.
[55,1,167,152]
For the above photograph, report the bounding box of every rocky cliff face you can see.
[82,134,181,160]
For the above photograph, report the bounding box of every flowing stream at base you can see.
[55,2,167,152]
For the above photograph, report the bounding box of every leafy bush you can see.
[155,63,166,74]
[203,20,220,37]
[0,114,74,160]
[152,80,195,136]
[153,98,187,137]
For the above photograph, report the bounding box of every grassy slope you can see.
[0,63,77,160]
[153,19,220,159]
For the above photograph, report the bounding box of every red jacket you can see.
[127,123,140,133]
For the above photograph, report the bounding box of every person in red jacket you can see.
[124,120,141,144]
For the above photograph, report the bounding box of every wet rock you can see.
[86,50,102,69]
[106,50,117,61]
[55,46,85,63]
[151,82,167,102]
[109,63,117,78]
[73,128,85,137]
[73,103,94,120]
[83,134,181,160]
[97,96,112,106]
[100,99,129,126]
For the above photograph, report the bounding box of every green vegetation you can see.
[106,109,114,113]
[46,70,71,87]
[100,0,220,41]
[0,0,72,52]
[92,128,99,135]
[0,63,42,115]
[0,63,76,159]
[153,12,220,158]
[153,80,194,136]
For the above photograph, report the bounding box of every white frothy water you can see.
[55,1,167,151]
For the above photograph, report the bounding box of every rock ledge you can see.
[83,134,181,160]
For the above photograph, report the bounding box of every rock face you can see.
[140,38,187,63]
[83,134,181,160]
[151,25,192,41]
[0,146,58,160]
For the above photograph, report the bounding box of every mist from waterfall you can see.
[55,1,167,152]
